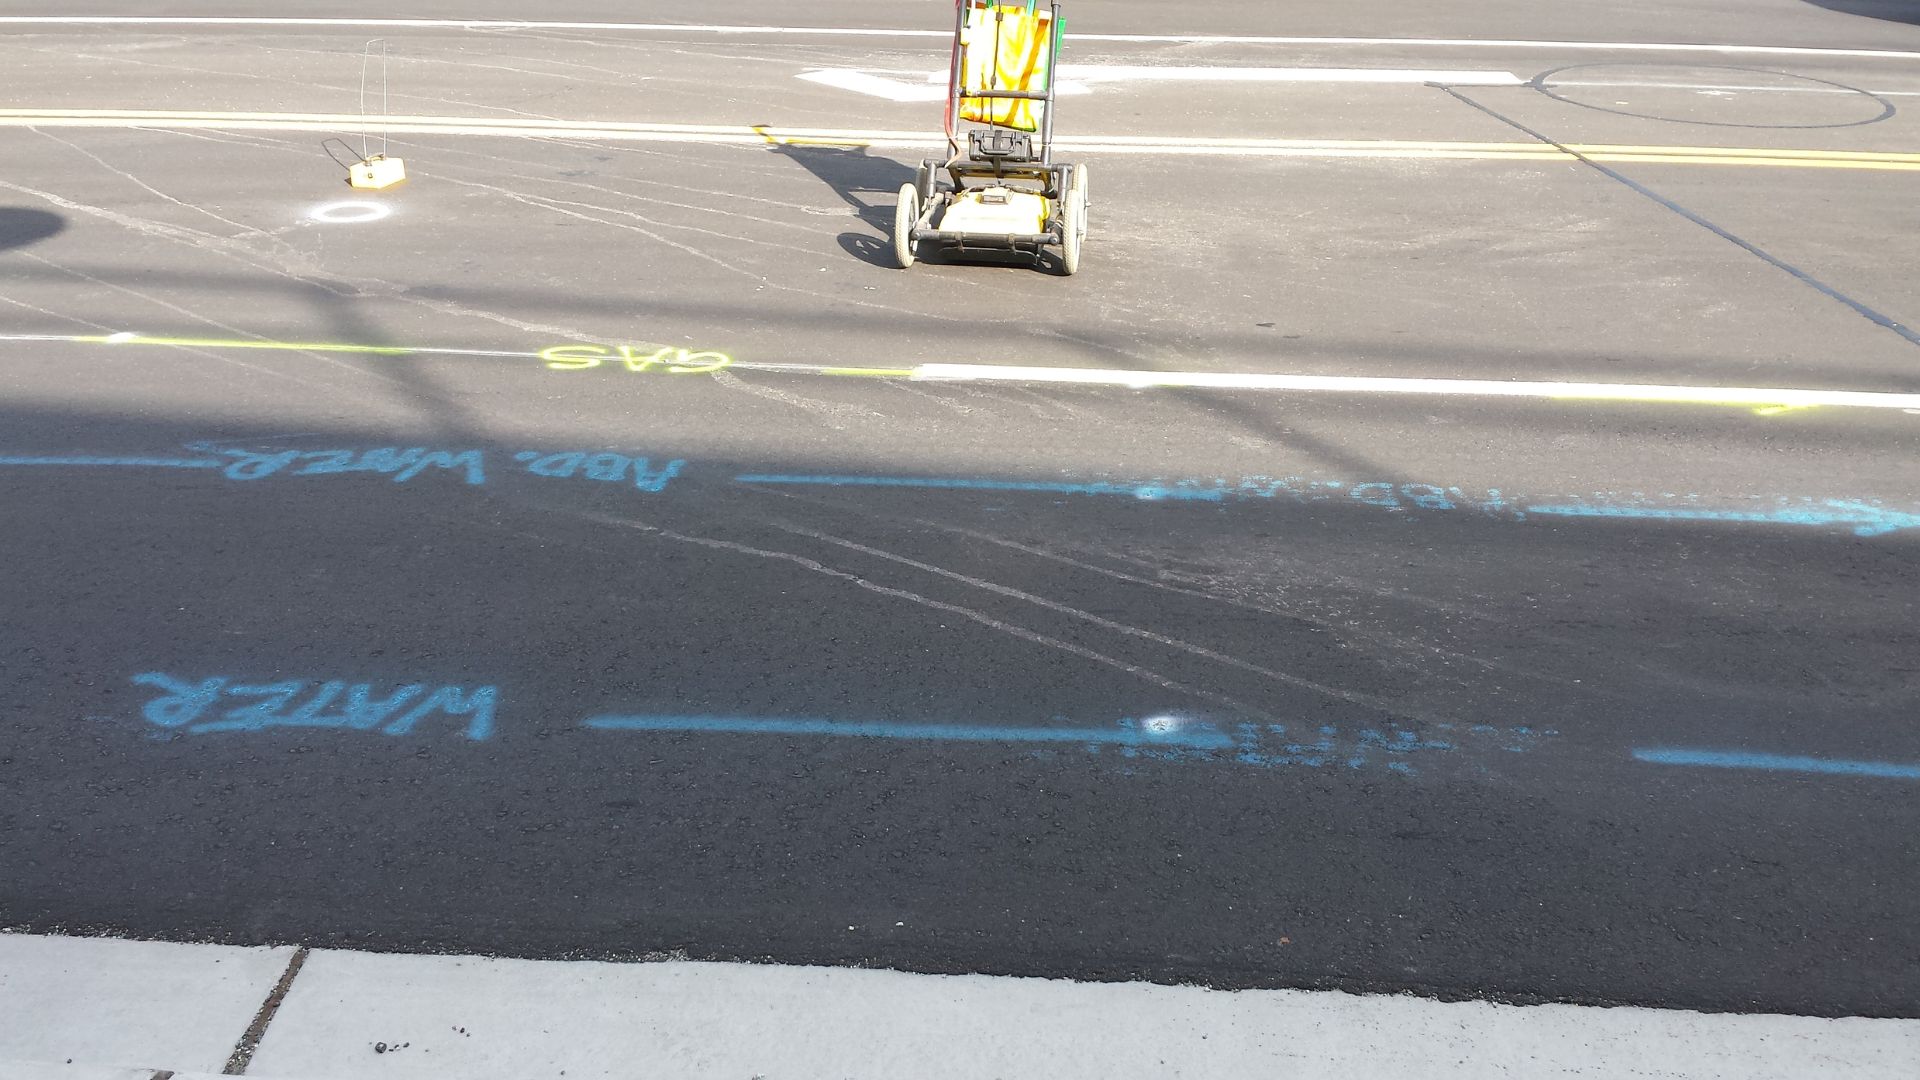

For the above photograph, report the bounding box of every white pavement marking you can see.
[1056,64,1525,84]
[2,332,1918,413]
[2,933,1915,1080]
[913,363,1920,411]
[2,18,1920,62]
[0,934,297,1074]
[800,65,1523,99]
[798,69,953,102]
[306,200,393,225]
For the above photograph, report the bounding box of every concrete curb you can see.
[4,932,1917,1079]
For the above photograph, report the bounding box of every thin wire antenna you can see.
[380,40,391,158]
[359,38,389,161]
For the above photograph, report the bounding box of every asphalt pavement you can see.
[1,0,1917,1020]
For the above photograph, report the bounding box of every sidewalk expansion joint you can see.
[222,945,309,1075]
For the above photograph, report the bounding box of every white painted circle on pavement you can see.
[307,201,392,225]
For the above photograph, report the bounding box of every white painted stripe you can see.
[6,933,1917,1080]
[3,333,1916,412]
[798,69,951,103]
[806,65,1524,100]
[1054,65,1524,85]
[912,364,1920,411]
[0,17,952,36]
[0,17,1917,62]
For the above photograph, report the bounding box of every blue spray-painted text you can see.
[512,451,684,491]
[132,672,498,740]
[1,447,686,494]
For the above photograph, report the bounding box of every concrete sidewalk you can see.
[3,933,1916,1079]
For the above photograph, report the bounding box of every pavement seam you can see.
[1435,83,1920,351]
[221,945,309,1076]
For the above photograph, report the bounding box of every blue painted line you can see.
[734,474,1226,502]
[735,473,1920,535]
[1530,505,1820,525]
[0,455,222,469]
[1528,502,1920,536]
[585,714,1237,750]
[1634,747,1920,780]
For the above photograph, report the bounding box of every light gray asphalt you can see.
[2,0,1918,1018]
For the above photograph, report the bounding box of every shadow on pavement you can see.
[760,138,915,235]
[759,137,933,269]
[0,396,1917,1017]
[1801,0,1920,24]
[14,257,1916,392]
[0,208,66,253]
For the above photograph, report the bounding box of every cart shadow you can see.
[763,137,1057,273]
[836,232,897,268]
[761,138,951,270]
[763,140,915,233]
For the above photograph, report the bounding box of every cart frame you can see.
[894,0,1088,274]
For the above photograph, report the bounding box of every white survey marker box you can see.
[348,155,406,189]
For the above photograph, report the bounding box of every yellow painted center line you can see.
[0,110,1914,170]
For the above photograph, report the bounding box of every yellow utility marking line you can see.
[1063,144,1569,160]
[82,333,416,355]
[1581,154,1920,171]
[1565,144,1920,162]
[0,110,1914,170]
[750,123,871,150]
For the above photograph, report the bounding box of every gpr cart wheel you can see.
[894,183,919,269]
[1059,166,1085,276]
[1071,163,1089,242]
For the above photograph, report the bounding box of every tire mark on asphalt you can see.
[569,511,1284,720]
[729,481,1595,695]
[425,170,826,256]
[0,39,576,127]
[897,517,1510,681]
[16,250,384,394]
[1440,84,1920,351]
[31,127,265,237]
[251,40,644,93]
[0,172,600,348]
[392,137,856,233]
[710,367,884,425]
[767,520,1431,721]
